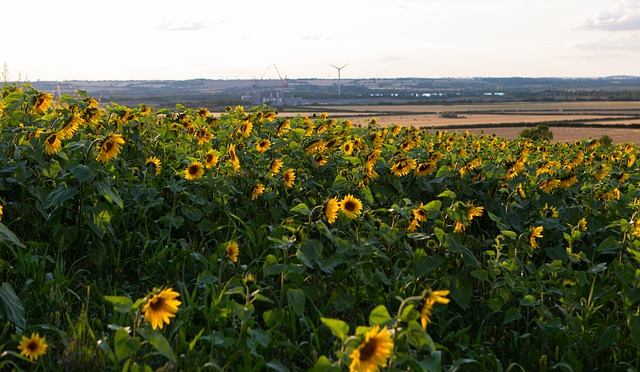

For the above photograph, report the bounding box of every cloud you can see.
[157,22,209,31]
[579,0,640,31]
[576,33,640,51]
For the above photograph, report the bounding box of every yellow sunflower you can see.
[529,225,544,249]
[143,288,181,330]
[204,150,220,169]
[32,93,53,114]
[228,144,240,172]
[44,132,62,155]
[539,203,559,219]
[256,139,271,153]
[390,158,416,177]
[270,159,283,174]
[324,197,340,224]
[96,134,125,163]
[412,206,427,222]
[343,141,354,155]
[18,333,48,361]
[196,107,210,117]
[349,325,393,372]
[283,169,296,188]
[251,184,265,200]
[340,194,363,219]
[240,120,253,137]
[420,289,450,329]
[184,161,205,181]
[415,162,436,177]
[225,241,239,262]
[0,204,3,221]
[314,154,328,167]
[466,205,484,222]
[145,156,162,175]
[59,114,83,139]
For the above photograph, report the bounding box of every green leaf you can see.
[137,327,176,362]
[290,203,311,216]
[286,288,305,316]
[0,223,25,248]
[331,174,350,190]
[0,282,26,330]
[437,190,456,199]
[320,318,349,341]
[70,164,96,183]
[310,355,340,372]
[369,305,392,326]
[263,255,287,276]
[412,249,444,277]
[446,271,473,310]
[266,360,289,372]
[503,307,522,324]
[114,328,140,361]
[104,296,133,314]
[44,185,77,209]
[189,329,204,351]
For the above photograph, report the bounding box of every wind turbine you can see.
[330,63,348,95]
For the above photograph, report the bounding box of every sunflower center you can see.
[359,338,378,361]
[344,201,356,212]
[104,141,114,152]
[149,297,165,311]
[188,165,199,175]
[48,135,57,144]
[27,341,39,351]
[206,154,213,162]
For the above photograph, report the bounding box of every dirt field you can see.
[288,102,640,144]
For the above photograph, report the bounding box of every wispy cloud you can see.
[157,22,210,31]
[579,0,640,31]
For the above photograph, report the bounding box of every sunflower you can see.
[324,197,340,224]
[415,161,436,176]
[59,114,83,139]
[240,120,253,137]
[96,134,125,163]
[283,169,296,188]
[225,241,239,262]
[578,218,588,232]
[204,150,220,169]
[539,203,559,219]
[84,97,99,109]
[0,204,3,221]
[390,158,416,177]
[420,289,450,329]
[196,107,210,117]
[44,132,62,155]
[256,139,271,153]
[32,93,53,114]
[251,184,265,200]
[407,218,420,232]
[343,141,354,155]
[228,144,240,172]
[412,206,427,222]
[529,225,544,249]
[143,288,181,330]
[270,159,283,174]
[340,194,363,219]
[184,161,205,181]
[18,333,48,361]
[349,325,393,372]
[466,205,484,222]
[145,156,162,175]
[314,154,327,167]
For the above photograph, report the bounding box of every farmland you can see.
[2,85,640,370]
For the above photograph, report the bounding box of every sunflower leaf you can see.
[137,327,176,362]
[369,305,392,326]
[104,296,133,314]
[320,317,349,341]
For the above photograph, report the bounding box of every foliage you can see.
[1,85,640,370]
[519,124,553,141]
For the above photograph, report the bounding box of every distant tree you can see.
[598,135,613,148]
[519,124,553,142]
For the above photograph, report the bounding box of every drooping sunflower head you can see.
[283,169,296,188]
[539,203,559,219]
[184,161,205,181]
[324,197,340,224]
[32,93,53,114]
[59,114,83,139]
[270,159,283,174]
[415,161,436,177]
[44,132,62,155]
[204,150,220,169]
[529,225,544,248]
[145,156,162,175]
[143,288,181,330]
[412,206,427,222]
[349,325,393,372]
[466,205,484,222]
[96,134,125,163]
[340,194,363,219]
[225,241,239,262]
[314,154,327,167]
[256,139,271,153]
[251,184,265,200]
[196,107,210,118]
[18,333,48,361]
[240,120,253,137]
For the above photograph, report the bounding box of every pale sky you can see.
[2,0,640,81]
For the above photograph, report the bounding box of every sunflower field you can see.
[1,84,640,371]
